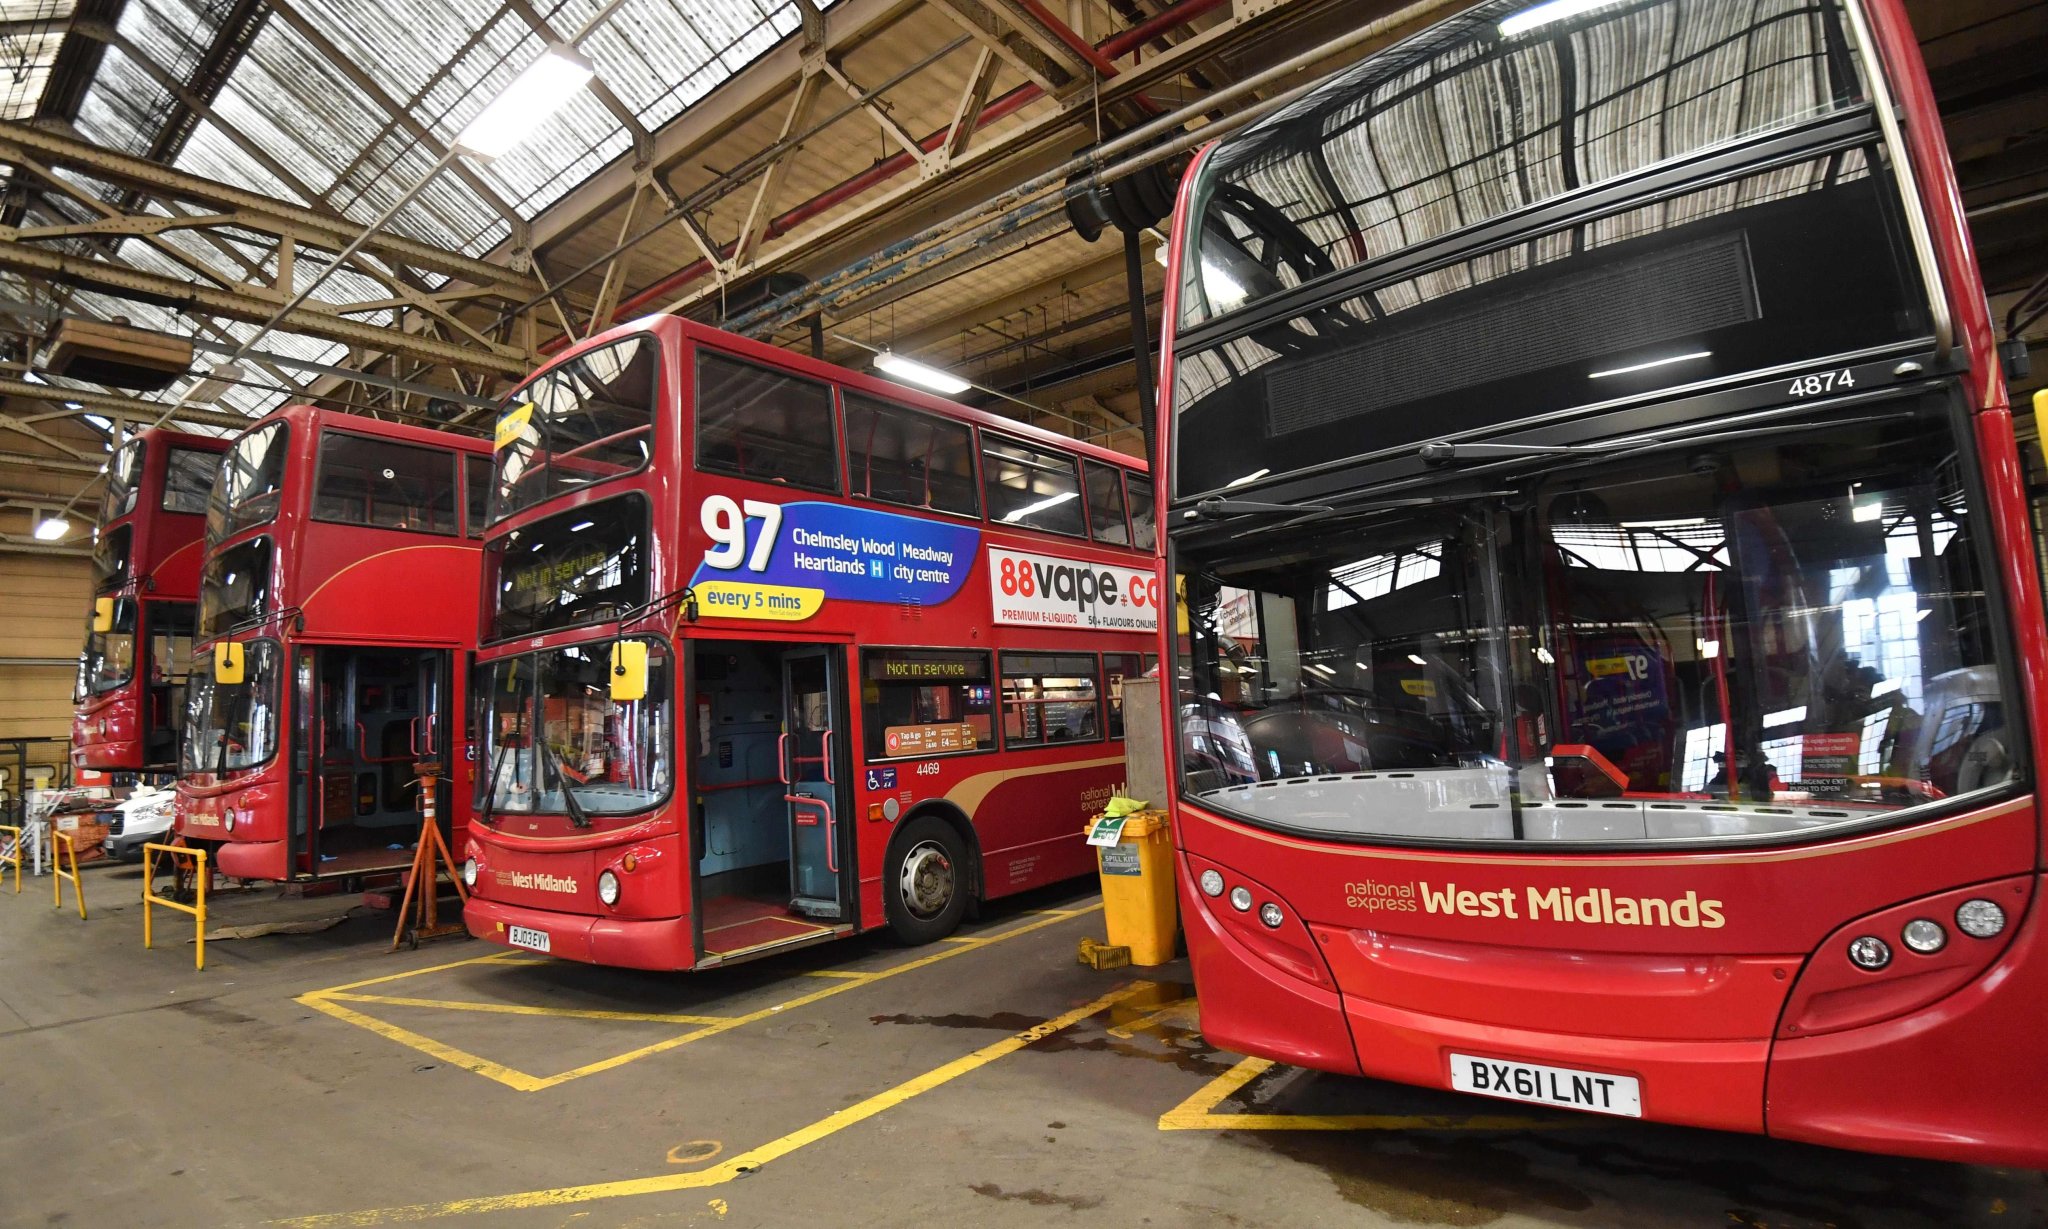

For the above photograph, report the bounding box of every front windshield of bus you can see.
[92,524,133,590]
[208,421,290,547]
[484,494,648,642]
[1175,401,2017,845]
[199,537,274,638]
[182,638,283,774]
[1168,0,1929,498]
[99,439,144,524]
[493,334,657,523]
[78,597,137,697]
[476,638,673,819]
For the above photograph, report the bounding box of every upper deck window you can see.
[208,421,290,548]
[695,352,841,493]
[843,392,979,517]
[1180,0,1869,330]
[982,435,1084,537]
[162,447,219,515]
[1084,461,1131,546]
[313,432,458,534]
[99,439,144,524]
[494,334,657,523]
[1127,476,1156,551]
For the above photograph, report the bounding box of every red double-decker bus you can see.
[1158,0,2047,1166]
[174,405,493,882]
[461,316,1157,969]
[72,427,227,776]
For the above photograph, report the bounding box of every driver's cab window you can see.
[1179,516,1514,836]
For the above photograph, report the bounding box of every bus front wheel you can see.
[884,816,968,945]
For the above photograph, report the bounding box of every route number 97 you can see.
[702,495,782,571]
[1788,368,1855,397]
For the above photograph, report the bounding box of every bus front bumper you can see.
[463,896,694,971]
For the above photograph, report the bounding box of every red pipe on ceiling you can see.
[540,0,1226,354]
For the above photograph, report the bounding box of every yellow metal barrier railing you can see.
[50,829,85,919]
[143,842,208,970]
[0,823,21,893]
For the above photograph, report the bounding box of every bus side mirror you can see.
[91,597,114,633]
[609,641,648,702]
[214,640,245,685]
[2034,390,2048,473]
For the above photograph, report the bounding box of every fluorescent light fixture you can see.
[569,521,595,533]
[873,350,971,395]
[455,44,596,158]
[1534,646,1555,664]
[1697,639,1721,659]
[1852,500,1884,522]
[1407,654,1426,666]
[1917,608,1932,621]
[21,370,47,385]
[1500,0,1628,37]
[1355,661,1370,670]
[1000,491,1078,524]
[1872,677,1903,698]
[1224,468,1270,489]
[32,514,69,541]
[1764,705,1807,727]
[1588,351,1712,380]
[1305,663,1336,677]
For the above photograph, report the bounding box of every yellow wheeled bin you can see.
[1089,806,1178,965]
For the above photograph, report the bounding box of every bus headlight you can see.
[597,870,620,906]
[223,810,236,832]
[1846,935,1891,970]
[1900,918,1945,954]
[1198,869,1224,897]
[1955,898,2006,939]
[1228,886,1252,912]
[462,858,477,889]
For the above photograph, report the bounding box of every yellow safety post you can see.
[1085,798,1179,966]
[50,829,85,920]
[143,842,208,971]
[0,823,21,893]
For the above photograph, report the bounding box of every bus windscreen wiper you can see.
[542,741,593,829]
[1193,497,1334,521]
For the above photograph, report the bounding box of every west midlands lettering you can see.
[1416,882,1726,928]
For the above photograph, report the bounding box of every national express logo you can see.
[1346,879,1725,929]
[495,869,580,895]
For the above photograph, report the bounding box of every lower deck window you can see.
[1001,652,1101,747]
[862,649,993,759]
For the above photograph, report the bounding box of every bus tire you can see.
[883,815,969,945]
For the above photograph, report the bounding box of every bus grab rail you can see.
[784,794,840,873]
[355,722,414,765]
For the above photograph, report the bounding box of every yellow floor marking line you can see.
[273,980,1154,1227]
[1107,996,1200,1040]
[799,969,869,979]
[321,993,733,1026]
[299,950,532,998]
[1159,1056,1579,1132]
[298,903,1105,1093]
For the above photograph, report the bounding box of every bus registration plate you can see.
[1448,1054,1640,1117]
[507,925,551,954]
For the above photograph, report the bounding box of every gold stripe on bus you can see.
[943,755,1126,819]
[1201,795,2034,869]
[297,543,480,614]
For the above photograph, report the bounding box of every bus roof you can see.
[538,313,1150,474]
[230,402,494,455]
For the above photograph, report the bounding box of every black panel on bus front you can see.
[1171,148,1928,498]
[485,492,649,642]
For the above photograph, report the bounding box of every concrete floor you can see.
[2,863,2043,1229]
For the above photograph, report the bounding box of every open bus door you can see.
[781,647,849,921]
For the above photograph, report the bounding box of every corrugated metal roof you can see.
[0,0,76,120]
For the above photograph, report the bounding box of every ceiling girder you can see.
[0,241,531,376]
[0,121,542,295]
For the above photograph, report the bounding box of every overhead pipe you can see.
[541,0,1227,353]
[723,0,1463,337]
